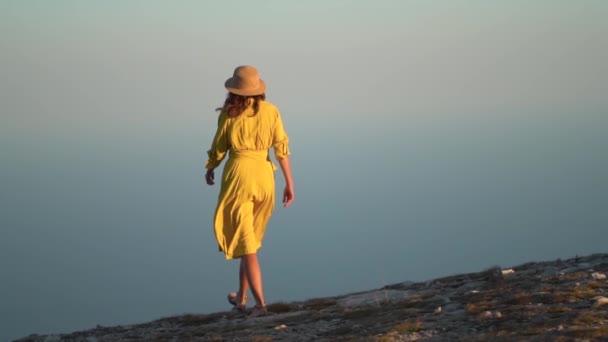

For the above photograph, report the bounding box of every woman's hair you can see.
[216,92,266,117]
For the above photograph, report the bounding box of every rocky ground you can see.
[17,253,608,341]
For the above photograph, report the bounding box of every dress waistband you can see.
[229,149,269,160]
[228,149,277,171]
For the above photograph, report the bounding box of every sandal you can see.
[248,305,268,317]
[227,292,247,312]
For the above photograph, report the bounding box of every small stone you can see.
[470,290,480,294]
[592,272,607,280]
[593,296,608,308]
[274,324,288,330]
[501,269,515,276]
[434,306,442,314]
[477,310,503,320]
[478,311,493,320]
[558,324,565,331]
[560,267,579,274]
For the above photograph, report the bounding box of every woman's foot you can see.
[248,305,268,317]
[227,292,247,312]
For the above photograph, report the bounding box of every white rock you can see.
[478,310,502,320]
[477,311,495,320]
[274,324,288,330]
[501,269,515,276]
[592,272,607,280]
[479,311,493,319]
[593,296,608,308]
[434,306,442,314]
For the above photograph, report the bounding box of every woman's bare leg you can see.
[242,253,266,307]
[237,258,249,306]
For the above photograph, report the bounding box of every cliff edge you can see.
[17,253,608,341]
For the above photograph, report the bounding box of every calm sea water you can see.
[1,109,606,341]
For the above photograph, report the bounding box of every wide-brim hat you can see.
[224,65,266,96]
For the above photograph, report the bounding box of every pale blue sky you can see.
[1,1,607,340]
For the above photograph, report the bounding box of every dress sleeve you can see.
[272,109,291,160]
[205,113,229,169]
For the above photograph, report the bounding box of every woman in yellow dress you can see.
[205,65,294,316]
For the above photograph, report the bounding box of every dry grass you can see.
[522,325,553,336]
[541,284,599,304]
[466,300,494,314]
[572,310,608,325]
[398,292,442,310]
[546,272,588,284]
[504,292,532,305]
[586,280,606,289]
[392,320,423,334]
[567,326,608,338]
[303,298,337,311]
[266,302,292,313]
[570,285,599,300]
[546,305,570,314]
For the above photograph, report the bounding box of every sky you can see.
[1,1,607,340]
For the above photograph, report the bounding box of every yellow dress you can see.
[205,100,290,259]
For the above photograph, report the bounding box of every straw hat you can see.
[224,65,266,96]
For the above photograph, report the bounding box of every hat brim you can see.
[224,78,266,96]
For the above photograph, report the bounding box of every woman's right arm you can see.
[205,113,229,185]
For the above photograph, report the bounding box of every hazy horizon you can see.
[1,1,607,340]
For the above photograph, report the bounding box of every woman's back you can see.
[216,100,290,160]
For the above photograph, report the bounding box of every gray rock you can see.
[443,303,462,312]
[559,267,580,274]
[541,266,559,277]
[337,289,413,307]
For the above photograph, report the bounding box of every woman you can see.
[205,65,294,317]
